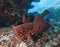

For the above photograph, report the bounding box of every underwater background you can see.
[0,0,60,47]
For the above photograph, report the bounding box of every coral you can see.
[13,14,49,41]
[13,10,50,41]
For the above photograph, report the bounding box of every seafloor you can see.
[0,17,60,47]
